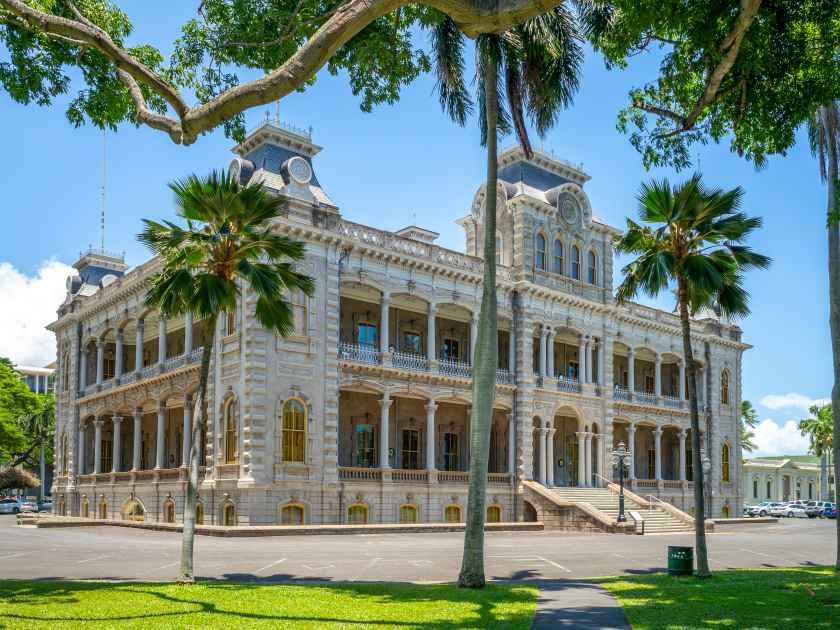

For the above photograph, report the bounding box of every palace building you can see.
[49,120,748,526]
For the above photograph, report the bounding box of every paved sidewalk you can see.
[531,580,631,630]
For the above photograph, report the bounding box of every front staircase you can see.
[549,487,694,534]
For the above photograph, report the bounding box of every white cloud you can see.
[751,419,810,458]
[759,392,830,412]
[0,260,73,367]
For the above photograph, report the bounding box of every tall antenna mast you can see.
[275,99,280,123]
[100,128,106,251]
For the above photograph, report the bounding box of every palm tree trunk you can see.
[39,441,45,503]
[678,278,711,577]
[179,313,218,583]
[458,51,499,589]
[819,104,840,570]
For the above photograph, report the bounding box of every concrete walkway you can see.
[531,580,631,630]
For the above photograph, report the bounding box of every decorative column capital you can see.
[381,292,391,304]
[133,407,142,418]
[158,400,166,412]
[654,425,663,437]
[428,303,437,315]
[116,329,124,341]
[184,393,194,408]
[424,401,438,415]
[379,394,393,410]
[93,418,104,429]
[111,414,122,425]
[678,429,687,440]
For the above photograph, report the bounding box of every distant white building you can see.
[16,364,55,394]
[742,456,835,503]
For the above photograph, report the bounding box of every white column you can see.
[539,327,548,378]
[679,360,686,400]
[155,402,166,469]
[546,330,555,377]
[507,412,515,474]
[627,424,636,480]
[585,433,593,487]
[380,293,390,354]
[538,428,548,485]
[679,429,687,482]
[507,327,515,373]
[182,394,193,467]
[79,347,87,390]
[184,312,194,355]
[95,339,104,385]
[115,331,123,379]
[654,426,663,481]
[379,394,392,469]
[93,419,103,474]
[158,318,167,366]
[598,339,605,386]
[585,340,593,384]
[111,415,122,473]
[132,407,142,471]
[578,337,587,383]
[425,401,437,471]
[546,429,556,486]
[654,353,662,396]
[77,421,86,475]
[627,348,636,393]
[576,431,586,487]
[470,314,479,364]
[135,320,144,373]
[427,305,436,363]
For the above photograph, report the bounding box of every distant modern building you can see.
[49,119,748,525]
[16,364,55,394]
[742,455,835,503]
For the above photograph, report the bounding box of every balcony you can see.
[635,391,657,405]
[662,395,683,409]
[556,376,581,393]
[391,351,429,372]
[495,369,513,385]
[79,348,205,398]
[337,467,511,485]
[438,358,472,379]
[613,385,632,401]
[339,342,381,365]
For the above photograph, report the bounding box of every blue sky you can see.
[0,5,831,455]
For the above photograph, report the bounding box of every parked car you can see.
[746,501,775,517]
[767,503,790,517]
[19,500,38,513]
[0,498,23,514]
[789,505,808,518]
[823,504,838,519]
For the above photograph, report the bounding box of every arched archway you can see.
[523,501,538,522]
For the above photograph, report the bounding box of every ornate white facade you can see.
[49,120,748,526]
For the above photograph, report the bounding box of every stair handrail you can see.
[593,472,614,487]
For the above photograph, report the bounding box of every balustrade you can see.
[339,342,381,365]
[635,391,657,405]
[662,395,683,409]
[556,376,581,393]
[437,471,470,483]
[78,347,205,397]
[390,469,429,482]
[613,385,632,401]
[495,369,513,384]
[438,359,472,378]
[338,466,382,481]
[391,351,429,372]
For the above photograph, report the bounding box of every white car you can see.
[788,506,808,518]
[768,503,792,517]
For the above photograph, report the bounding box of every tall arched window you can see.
[81,496,90,519]
[195,502,204,525]
[535,233,546,270]
[281,504,305,525]
[348,504,368,524]
[399,504,418,523]
[587,250,597,285]
[223,399,237,464]
[290,288,308,336]
[223,502,236,526]
[571,245,581,280]
[486,505,501,523]
[163,499,176,523]
[553,239,564,274]
[282,399,306,463]
[99,499,108,520]
[721,443,731,482]
[721,370,730,405]
[444,505,462,523]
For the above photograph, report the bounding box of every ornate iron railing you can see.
[495,369,513,384]
[635,391,657,405]
[391,351,428,372]
[339,342,381,365]
[613,385,632,401]
[438,358,472,378]
[662,395,683,409]
[557,376,581,393]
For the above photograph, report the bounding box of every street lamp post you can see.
[701,448,712,516]
[611,441,630,523]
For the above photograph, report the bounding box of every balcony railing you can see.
[100,380,114,392]
[662,395,683,409]
[613,385,632,401]
[79,348,205,397]
[635,391,657,405]
[391,351,429,372]
[391,469,429,482]
[495,369,513,384]
[339,342,381,365]
[438,358,472,378]
[437,471,470,483]
[338,466,382,481]
[556,376,581,393]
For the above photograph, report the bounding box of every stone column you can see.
[679,429,687,482]
[426,304,436,363]
[585,432,593,487]
[546,428,556,486]
[158,318,167,366]
[576,431,586,487]
[132,407,141,471]
[539,326,548,378]
[471,314,479,364]
[585,340,593,384]
[598,339,605,386]
[135,320,144,373]
[95,339,104,385]
[184,311,194,355]
[627,424,636,480]
[507,327,515,373]
[115,330,124,380]
[380,293,390,354]
[379,394,392,469]
[627,348,636,393]
[538,428,547,485]
[546,330,555,378]
[155,402,166,469]
[578,338,587,383]
[654,353,662,397]
[111,415,122,473]
[79,347,87,390]
[507,412,515,474]
[425,401,437,471]
[654,426,663,481]
[93,419,103,474]
[182,394,193,467]
[679,360,686,400]
[77,421,86,475]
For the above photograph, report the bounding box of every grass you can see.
[599,566,840,629]
[0,580,537,629]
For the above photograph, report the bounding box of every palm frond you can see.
[431,15,473,126]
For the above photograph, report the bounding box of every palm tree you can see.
[615,174,770,577]
[799,403,833,502]
[430,8,583,588]
[740,400,758,453]
[806,103,840,569]
[139,171,313,583]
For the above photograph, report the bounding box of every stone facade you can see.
[742,457,835,504]
[49,120,748,525]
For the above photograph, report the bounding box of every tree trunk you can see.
[39,442,45,502]
[678,278,711,577]
[179,313,218,583]
[819,104,840,571]
[458,51,499,589]
[704,341,713,517]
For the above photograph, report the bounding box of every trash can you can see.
[667,545,693,576]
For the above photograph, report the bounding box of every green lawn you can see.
[0,580,537,629]
[599,566,840,629]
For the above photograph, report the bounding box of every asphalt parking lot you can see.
[0,515,834,583]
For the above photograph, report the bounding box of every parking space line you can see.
[536,556,572,573]
[255,558,286,574]
[77,554,110,564]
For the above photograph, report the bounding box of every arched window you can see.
[290,288,308,336]
[223,399,237,464]
[552,239,564,274]
[587,250,597,285]
[535,233,546,271]
[224,309,236,336]
[486,505,501,523]
[98,499,108,520]
[222,503,236,526]
[81,497,90,519]
[195,502,204,525]
[61,351,70,392]
[282,399,306,463]
[571,245,581,280]
[721,443,731,482]
[444,505,462,523]
[721,370,730,405]
[281,504,305,525]
[163,500,176,523]
[348,504,368,524]
[766,479,772,498]
[399,504,418,524]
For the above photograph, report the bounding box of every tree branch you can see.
[117,70,184,143]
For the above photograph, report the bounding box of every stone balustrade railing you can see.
[79,348,205,397]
